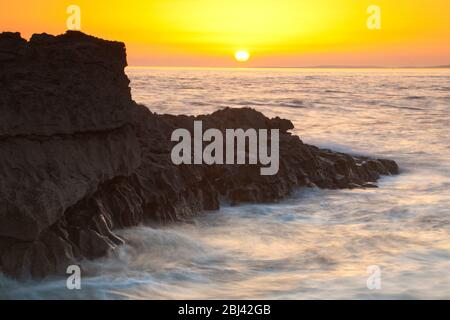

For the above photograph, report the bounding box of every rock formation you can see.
[0,31,399,278]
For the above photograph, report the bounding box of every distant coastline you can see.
[304,65,450,69]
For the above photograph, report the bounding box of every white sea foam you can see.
[2,68,449,299]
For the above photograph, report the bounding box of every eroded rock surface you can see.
[0,31,399,278]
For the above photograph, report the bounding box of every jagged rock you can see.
[0,31,399,278]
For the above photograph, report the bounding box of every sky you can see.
[1,0,449,67]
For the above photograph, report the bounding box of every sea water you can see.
[1,68,449,299]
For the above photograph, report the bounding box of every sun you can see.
[235,50,250,62]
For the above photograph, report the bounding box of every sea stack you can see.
[0,31,399,278]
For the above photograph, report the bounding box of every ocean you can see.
[1,68,449,299]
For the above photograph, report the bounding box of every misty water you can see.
[1,68,449,299]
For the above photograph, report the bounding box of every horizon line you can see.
[127,65,450,69]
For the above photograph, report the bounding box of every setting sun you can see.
[235,50,250,62]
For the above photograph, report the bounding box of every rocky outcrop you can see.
[0,31,399,278]
[0,31,133,136]
[0,31,140,277]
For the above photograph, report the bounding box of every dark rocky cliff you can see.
[0,31,399,278]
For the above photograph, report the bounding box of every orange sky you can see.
[1,0,449,67]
